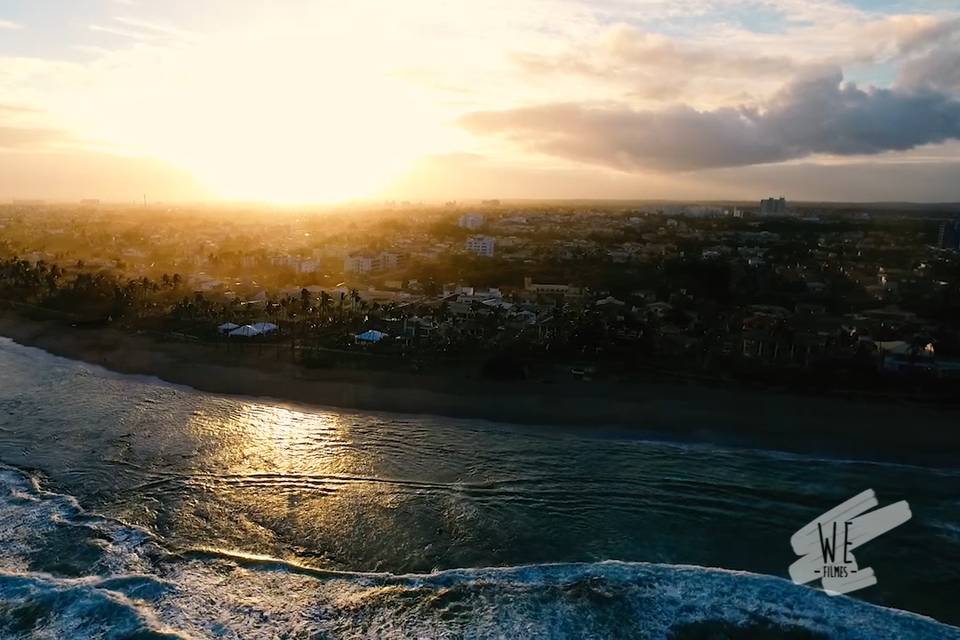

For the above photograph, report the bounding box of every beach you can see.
[1,310,957,463]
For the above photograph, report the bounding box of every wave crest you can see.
[1,464,957,639]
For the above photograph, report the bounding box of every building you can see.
[458,212,485,230]
[344,251,404,274]
[344,253,377,274]
[297,259,318,273]
[760,197,787,216]
[938,219,960,250]
[380,251,401,270]
[523,276,581,298]
[465,235,495,257]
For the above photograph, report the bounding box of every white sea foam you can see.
[1,464,957,640]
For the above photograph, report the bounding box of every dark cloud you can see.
[460,69,960,171]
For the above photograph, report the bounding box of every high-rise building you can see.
[938,219,960,250]
[760,197,787,216]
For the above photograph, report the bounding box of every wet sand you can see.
[1,311,957,464]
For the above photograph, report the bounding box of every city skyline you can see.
[1,0,960,203]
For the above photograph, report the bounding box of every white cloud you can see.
[0,19,23,30]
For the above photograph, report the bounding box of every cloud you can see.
[460,69,960,171]
[0,150,207,201]
[506,14,960,108]
[514,24,800,81]
[0,19,23,30]
[511,24,804,103]
[89,23,157,41]
[0,103,37,115]
[895,17,960,93]
[889,15,960,56]
[384,150,960,202]
[0,101,72,151]
[899,48,960,94]
[112,17,197,42]
[0,126,67,150]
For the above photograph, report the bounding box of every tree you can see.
[319,291,332,322]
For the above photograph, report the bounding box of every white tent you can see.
[217,322,240,334]
[229,324,262,337]
[355,329,388,343]
[252,322,279,334]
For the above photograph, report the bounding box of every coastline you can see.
[1,311,958,464]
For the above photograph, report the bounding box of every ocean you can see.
[0,336,958,639]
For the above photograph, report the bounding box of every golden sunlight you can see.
[50,23,456,203]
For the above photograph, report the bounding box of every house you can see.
[522,277,581,298]
[355,329,388,343]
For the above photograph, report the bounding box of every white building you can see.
[465,235,495,257]
[458,212,485,230]
[344,251,403,273]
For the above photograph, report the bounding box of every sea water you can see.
[1,336,958,639]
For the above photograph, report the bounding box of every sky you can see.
[1,0,959,203]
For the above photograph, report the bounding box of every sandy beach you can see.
[1,311,957,463]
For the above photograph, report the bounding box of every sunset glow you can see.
[2,1,960,202]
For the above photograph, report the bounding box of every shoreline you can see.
[2,311,958,464]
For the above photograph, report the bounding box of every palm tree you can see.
[319,291,332,322]
[349,288,361,314]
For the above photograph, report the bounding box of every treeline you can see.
[0,257,183,322]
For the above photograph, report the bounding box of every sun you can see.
[51,23,453,203]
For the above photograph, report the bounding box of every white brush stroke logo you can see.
[789,489,911,595]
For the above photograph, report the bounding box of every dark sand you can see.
[1,312,957,464]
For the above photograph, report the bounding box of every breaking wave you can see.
[1,464,957,640]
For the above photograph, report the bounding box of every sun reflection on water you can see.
[174,401,398,563]
[188,401,357,477]
[174,400,458,569]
